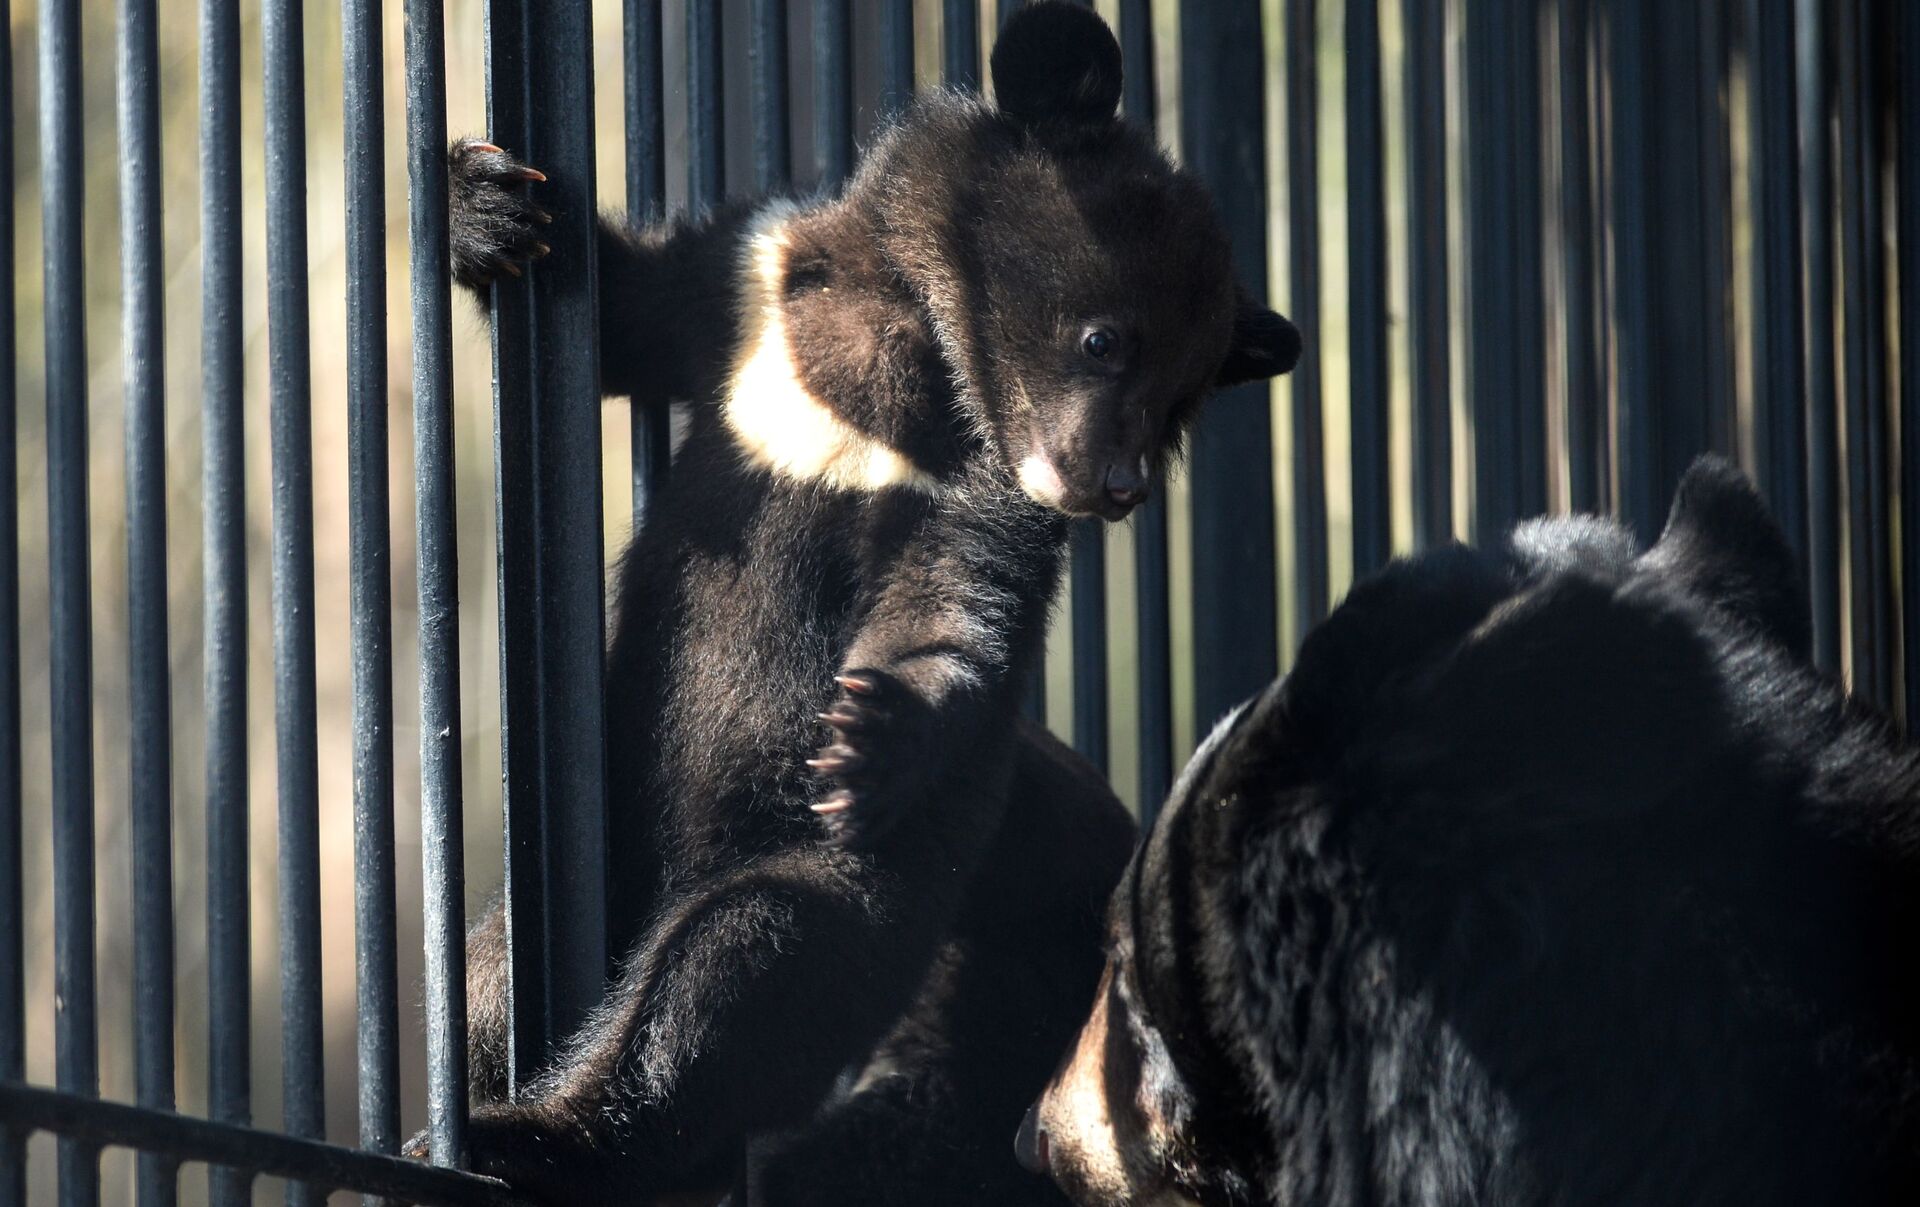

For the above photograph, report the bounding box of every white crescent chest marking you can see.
[721,205,939,496]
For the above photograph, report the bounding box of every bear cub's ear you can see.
[990,2,1124,125]
[1216,286,1303,386]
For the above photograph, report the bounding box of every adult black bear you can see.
[1024,458,1920,1206]
[433,4,1299,1204]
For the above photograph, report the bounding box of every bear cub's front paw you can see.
[810,670,935,850]
[448,137,552,289]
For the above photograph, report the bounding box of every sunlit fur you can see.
[722,205,939,495]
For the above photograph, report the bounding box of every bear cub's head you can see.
[867,2,1300,519]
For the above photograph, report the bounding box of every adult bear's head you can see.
[866,1,1299,519]
[1016,460,1879,1206]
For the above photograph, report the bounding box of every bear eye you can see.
[1082,328,1116,361]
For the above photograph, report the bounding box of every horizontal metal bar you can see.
[0,1084,519,1207]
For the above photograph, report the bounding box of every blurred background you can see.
[6,0,1912,1201]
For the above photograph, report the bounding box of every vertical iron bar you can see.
[1184,0,1277,725]
[1902,0,1920,723]
[203,0,252,1194]
[626,0,671,531]
[43,0,98,1203]
[491,0,610,1084]
[346,0,402,1176]
[1286,0,1329,632]
[409,0,469,1162]
[689,0,725,215]
[750,0,791,193]
[1747,0,1807,564]
[944,0,980,88]
[626,0,666,225]
[1347,0,1390,574]
[1644,4,1711,507]
[813,0,853,187]
[1120,0,1170,818]
[1509,1,1547,518]
[1068,522,1107,776]
[1069,0,1109,780]
[527,0,609,1050]
[1559,0,1602,513]
[1465,0,1519,539]
[1695,5,1735,460]
[264,4,326,1198]
[1607,0,1658,541]
[1798,0,1840,670]
[1405,0,1451,544]
[119,0,176,1200]
[1837,0,1889,705]
[487,0,542,1091]
[880,0,914,118]
[0,3,21,1201]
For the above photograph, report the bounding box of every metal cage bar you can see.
[1902,0,1920,726]
[1405,0,1452,546]
[263,3,328,1198]
[945,0,980,88]
[345,0,404,1173]
[1557,0,1602,516]
[814,0,854,187]
[1069,521,1109,776]
[42,1,99,1203]
[1286,0,1330,634]
[0,1,21,1201]
[1346,0,1390,577]
[1797,0,1841,672]
[1836,0,1891,706]
[1120,0,1172,819]
[117,0,176,1201]
[1184,0,1278,727]
[751,0,793,193]
[488,0,611,1085]
[628,0,673,528]
[1747,0,1808,569]
[408,0,472,1165]
[201,0,252,1194]
[880,0,914,117]
[1605,0,1658,543]
[690,0,726,214]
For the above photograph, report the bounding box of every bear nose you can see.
[1015,1101,1051,1175]
[1105,461,1149,509]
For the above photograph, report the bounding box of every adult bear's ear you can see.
[1636,454,1811,660]
[990,2,1123,125]
[1216,286,1302,386]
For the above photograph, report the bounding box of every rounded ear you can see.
[1216,286,1302,386]
[990,2,1123,126]
[1636,455,1811,660]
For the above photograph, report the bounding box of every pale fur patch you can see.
[1017,451,1068,508]
[1045,967,1134,1198]
[722,204,939,495]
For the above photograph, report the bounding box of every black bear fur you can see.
[1028,457,1920,1206]
[430,4,1299,1204]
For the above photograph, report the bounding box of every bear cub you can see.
[431,4,1299,1206]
